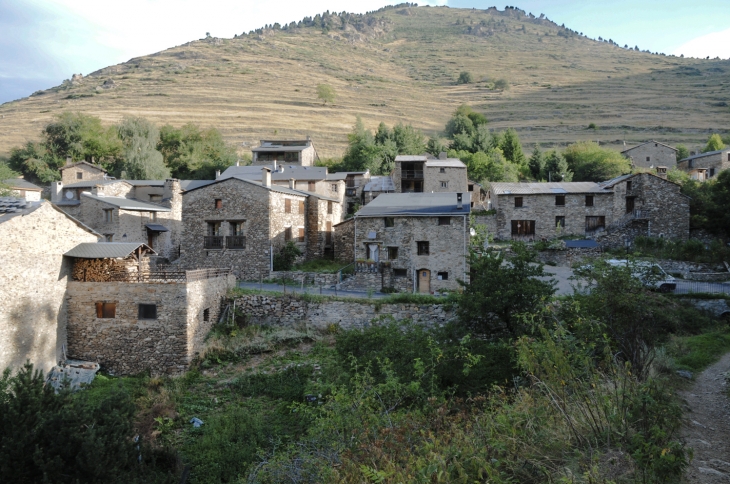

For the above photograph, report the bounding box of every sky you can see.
[1,0,729,105]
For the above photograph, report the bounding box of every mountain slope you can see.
[1,5,729,158]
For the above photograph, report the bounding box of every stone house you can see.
[220,164,345,203]
[1,178,42,201]
[328,170,370,215]
[392,153,468,194]
[677,148,730,181]
[621,141,678,169]
[60,159,107,185]
[340,192,471,293]
[486,173,689,243]
[179,168,341,280]
[251,138,317,166]
[362,176,396,206]
[64,242,234,375]
[0,198,100,374]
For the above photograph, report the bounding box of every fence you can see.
[106,268,232,283]
[671,280,730,295]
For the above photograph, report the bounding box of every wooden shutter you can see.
[298,228,305,242]
[299,200,305,213]
[285,199,291,213]
[308,181,315,191]
[96,302,103,318]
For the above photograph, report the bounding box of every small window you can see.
[285,199,292,213]
[384,217,395,228]
[327,201,333,214]
[555,216,565,228]
[585,195,594,207]
[138,304,157,320]
[214,199,222,209]
[298,227,305,242]
[646,156,650,162]
[514,197,523,208]
[727,153,730,162]
[439,167,445,173]
[104,234,113,242]
[555,195,565,206]
[394,268,408,277]
[331,184,338,192]
[440,181,448,188]
[207,221,221,236]
[203,308,210,322]
[387,247,398,259]
[417,241,430,255]
[626,181,632,191]
[76,172,83,180]
[308,181,315,191]
[710,168,715,177]
[285,227,292,241]
[95,302,116,319]
[299,200,305,213]
[103,209,113,223]
[468,184,474,192]
[437,271,449,280]
[438,216,450,226]
[230,221,244,236]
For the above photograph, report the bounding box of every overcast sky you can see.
[1,0,729,105]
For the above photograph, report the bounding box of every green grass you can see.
[227,286,451,306]
[667,327,730,372]
[293,258,349,273]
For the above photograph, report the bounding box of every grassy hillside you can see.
[1,4,729,158]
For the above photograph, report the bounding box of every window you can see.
[203,308,210,322]
[103,209,113,223]
[439,167,445,173]
[585,195,594,207]
[626,181,632,191]
[326,222,332,245]
[511,220,535,236]
[585,216,606,231]
[346,187,356,197]
[327,201,333,214]
[387,247,398,259]
[394,269,408,277]
[384,217,394,228]
[298,227,305,242]
[646,156,650,162]
[727,153,730,162]
[308,181,315,191]
[468,184,474,192]
[438,216,450,226]
[437,271,449,280]
[440,181,448,188]
[514,197,523,208]
[331,184,338,192]
[138,304,157,320]
[555,216,565,228]
[299,200,305,213]
[417,241,430,255]
[626,197,635,213]
[207,221,221,236]
[230,221,244,236]
[555,195,565,206]
[95,302,116,319]
[76,172,83,180]
[212,198,221,209]
[104,234,113,242]
[285,199,292,213]
[285,227,292,241]
[710,168,716,177]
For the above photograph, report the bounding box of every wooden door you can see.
[147,231,155,249]
[418,269,430,294]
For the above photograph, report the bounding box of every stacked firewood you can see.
[72,258,135,282]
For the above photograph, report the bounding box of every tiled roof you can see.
[64,242,156,259]
[356,192,471,217]
[2,178,43,190]
[489,182,608,195]
[81,193,171,211]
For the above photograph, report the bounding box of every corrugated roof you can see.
[81,193,171,211]
[489,182,608,195]
[425,159,466,168]
[64,242,156,259]
[363,176,395,192]
[621,140,677,154]
[356,192,471,217]
[678,149,730,163]
[2,178,43,190]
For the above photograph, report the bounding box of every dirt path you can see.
[680,352,730,482]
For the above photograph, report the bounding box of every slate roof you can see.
[325,172,348,181]
[678,149,730,163]
[425,159,466,168]
[182,175,310,198]
[59,161,106,172]
[145,223,169,232]
[363,176,395,192]
[220,165,327,181]
[489,182,608,195]
[81,193,171,211]
[124,180,166,186]
[356,192,471,217]
[621,140,677,154]
[63,179,123,189]
[180,180,216,191]
[2,178,43,191]
[0,197,42,218]
[64,242,156,259]
[253,140,312,151]
[395,155,429,162]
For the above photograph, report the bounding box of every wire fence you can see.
[672,280,730,295]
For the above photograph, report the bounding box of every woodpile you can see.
[72,258,136,282]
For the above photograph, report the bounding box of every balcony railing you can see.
[204,236,224,249]
[401,169,424,179]
[88,268,232,283]
[226,235,246,250]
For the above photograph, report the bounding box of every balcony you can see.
[226,235,246,250]
[204,236,224,249]
[401,169,424,179]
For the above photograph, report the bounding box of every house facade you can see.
[0,199,100,374]
[346,192,471,293]
[60,159,107,185]
[677,148,730,181]
[1,178,43,201]
[621,141,677,169]
[251,139,317,166]
[392,154,468,194]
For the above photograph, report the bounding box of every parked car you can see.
[605,259,677,293]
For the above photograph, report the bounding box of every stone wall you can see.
[61,162,106,185]
[269,190,308,255]
[66,274,234,375]
[334,218,355,262]
[623,143,677,169]
[0,202,99,374]
[269,271,340,286]
[472,213,498,238]
[232,294,454,330]
[95,181,133,198]
[423,165,467,193]
[536,247,603,267]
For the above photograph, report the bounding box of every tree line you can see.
[1,112,238,183]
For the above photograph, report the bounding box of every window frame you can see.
[103,208,113,223]
[555,216,566,229]
[626,181,632,191]
[138,303,158,320]
[439,167,446,173]
[285,199,292,213]
[384,217,395,228]
[299,200,305,214]
[437,271,449,280]
[438,216,450,226]
[285,227,292,242]
[95,302,116,319]
[514,196,523,208]
[214,198,222,209]
[555,195,565,206]
[327,201,333,214]
[331,184,338,192]
[387,246,398,260]
[417,241,430,255]
[440,181,448,188]
[76,172,83,180]
[585,195,594,207]
[394,268,408,277]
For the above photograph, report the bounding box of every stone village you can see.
[0,137,713,376]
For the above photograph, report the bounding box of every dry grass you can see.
[1,6,729,158]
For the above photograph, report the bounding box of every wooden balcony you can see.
[226,235,246,250]
[204,236,224,249]
[401,169,424,179]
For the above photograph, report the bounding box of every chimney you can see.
[289,178,296,189]
[51,181,63,202]
[215,170,221,179]
[65,156,72,166]
[262,167,271,187]
[656,166,668,179]
[236,159,240,166]
[162,178,182,211]
[439,152,447,160]
[457,192,463,210]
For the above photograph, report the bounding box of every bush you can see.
[494,78,509,90]
[457,71,473,84]
[272,242,302,271]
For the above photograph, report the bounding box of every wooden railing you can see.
[401,169,424,179]
[105,268,232,283]
[226,235,246,249]
[204,236,224,249]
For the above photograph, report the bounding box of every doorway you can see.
[418,269,430,294]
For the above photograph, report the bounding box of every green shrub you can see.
[457,71,473,84]
[273,242,302,271]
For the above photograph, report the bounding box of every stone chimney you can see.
[235,159,240,167]
[457,192,463,210]
[51,181,63,202]
[215,170,221,179]
[65,157,72,166]
[439,152,447,160]
[289,178,296,189]
[656,166,668,179]
[262,167,271,187]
